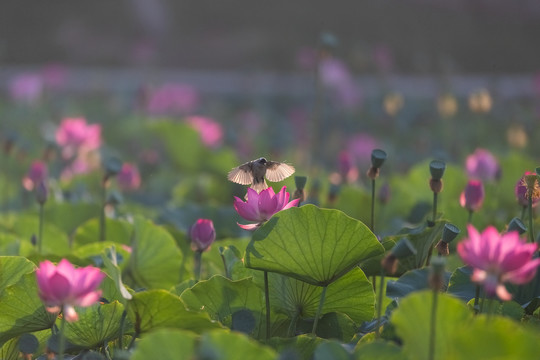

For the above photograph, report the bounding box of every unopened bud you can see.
[35,180,48,205]
[429,160,446,181]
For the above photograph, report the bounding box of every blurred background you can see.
[2,0,540,179]
[1,0,540,236]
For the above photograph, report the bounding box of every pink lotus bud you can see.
[460,180,484,212]
[190,219,216,252]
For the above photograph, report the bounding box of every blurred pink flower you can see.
[186,116,223,148]
[36,259,105,322]
[460,180,485,212]
[465,148,500,182]
[56,117,101,159]
[319,57,362,108]
[295,46,318,71]
[145,83,199,115]
[190,219,216,252]
[347,133,379,168]
[338,150,359,183]
[515,171,540,208]
[22,160,48,191]
[457,225,540,300]
[8,73,43,104]
[234,186,300,231]
[117,163,141,191]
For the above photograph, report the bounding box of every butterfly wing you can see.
[265,161,295,182]
[227,162,254,185]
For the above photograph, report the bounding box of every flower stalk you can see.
[264,271,271,339]
[312,286,327,335]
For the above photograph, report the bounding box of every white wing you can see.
[227,163,253,185]
[265,162,295,182]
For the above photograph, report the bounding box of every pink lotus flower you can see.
[460,180,484,212]
[36,259,105,322]
[186,116,224,148]
[234,186,300,231]
[190,219,216,251]
[56,117,102,159]
[22,160,48,191]
[117,163,141,191]
[515,171,540,208]
[465,148,500,182]
[457,225,540,300]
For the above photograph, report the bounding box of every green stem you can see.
[428,288,438,360]
[99,180,107,242]
[264,271,271,339]
[375,270,385,338]
[194,251,202,281]
[287,310,300,337]
[521,206,526,221]
[432,191,438,224]
[473,284,480,314]
[528,196,535,243]
[371,275,377,291]
[425,244,434,267]
[467,210,473,224]
[370,179,376,232]
[311,286,327,335]
[58,313,66,360]
[38,203,44,254]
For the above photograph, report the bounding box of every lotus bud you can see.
[367,149,387,180]
[429,160,446,193]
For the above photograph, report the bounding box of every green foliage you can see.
[245,205,384,286]
[126,290,222,334]
[128,217,183,289]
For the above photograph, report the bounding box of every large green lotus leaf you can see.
[147,121,205,172]
[127,290,221,334]
[72,217,133,247]
[449,315,540,359]
[11,215,69,256]
[0,272,57,347]
[245,205,384,286]
[354,340,406,360]
[131,329,197,360]
[391,290,472,360]
[266,335,327,360]
[386,268,451,299]
[62,301,124,348]
[128,217,183,289]
[180,275,265,337]
[446,266,476,302]
[198,330,277,360]
[269,267,375,324]
[41,202,101,235]
[0,256,36,291]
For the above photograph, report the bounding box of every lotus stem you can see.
[428,287,439,360]
[432,191,438,224]
[58,313,66,360]
[287,309,300,337]
[473,284,480,314]
[370,179,376,231]
[375,269,385,338]
[311,286,327,335]
[194,251,202,281]
[264,271,271,339]
[38,203,44,254]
